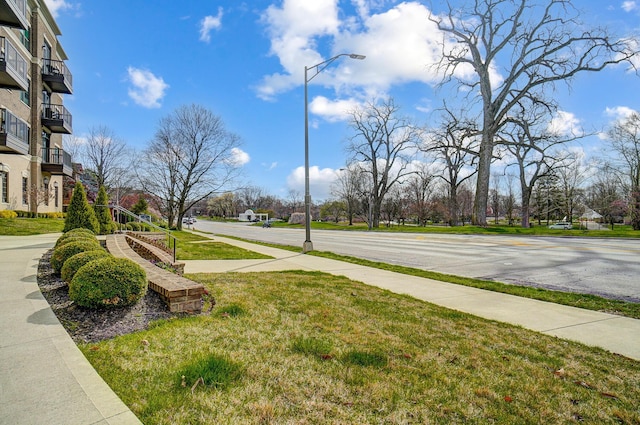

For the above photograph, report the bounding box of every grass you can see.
[219,235,640,320]
[265,220,640,238]
[171,230,273,261]
[81,271,640,424]
[0,217,64,235]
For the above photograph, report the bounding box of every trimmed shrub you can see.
[55,235,99,249]
[65,227,96,237]
[0,210,18,219]
[69,257,147,308]
[94,185,114,235]
[64,182,99,233]
[51,239,103,274]
[60,249,112,283]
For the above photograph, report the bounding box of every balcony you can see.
[41,147,72,176]
[0,0,28,30]
[0,108,29,155]
[42,58,73,94]
[41,103,72,134]
[0,37,28,91]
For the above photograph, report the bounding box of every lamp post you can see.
[303,53,365,253]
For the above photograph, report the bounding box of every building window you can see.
[20,80,30,106]
[20,28,30,51]
[22,177,28,205]
[44,181,49,206]
[1,172,7,203]
[54,184,58,208]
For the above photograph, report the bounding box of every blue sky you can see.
[48,0,640,200]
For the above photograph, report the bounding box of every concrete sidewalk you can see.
[0,234,142,425]
[184,235,640,361]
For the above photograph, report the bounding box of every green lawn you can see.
[265,220,639,238]
[81,271,640,424]
[0,218,64,235]
[172,230,272,260]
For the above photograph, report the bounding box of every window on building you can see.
[20,28,30,51]
[44,181,49,206]
[20,80,30,106]
[22,177,28,205]
[1,172,7,203]
[54,184,58,208]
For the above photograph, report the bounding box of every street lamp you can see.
[303,53,365,253]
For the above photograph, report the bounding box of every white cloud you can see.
[229,147,250,166]
[199,8,224,43]
[44,0,73,17]
[605,106,637,120]
[548,111,583,136]
[286,165,339,201]
[309,96,363,122]
[126,67,169,108]
[262,162,278,171]
[257,2,446,101]
[622,1,638,12]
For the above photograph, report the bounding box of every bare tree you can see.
[502,101,581,227]
[346,98,420,228]
[286,189,303,215]
[403,163,436,226]
[421,108,479,226]
[236,186,267,212]
[84,125,128,188]
[138,104,242,229]
[331,165,367,225]
[431,0,638,226]
[606,111,640,229]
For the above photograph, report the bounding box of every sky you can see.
[47,0,640,201]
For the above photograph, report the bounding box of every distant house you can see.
[581,208,603,221]
[238,209,268,222]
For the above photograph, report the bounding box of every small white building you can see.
[238,209,268,222]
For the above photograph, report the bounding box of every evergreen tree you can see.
[64,182,99,233]
[94,185,113,234]
[131,194,149,215]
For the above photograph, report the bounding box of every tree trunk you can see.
[473,135,492,226]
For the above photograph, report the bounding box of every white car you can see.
[548,222,573,230]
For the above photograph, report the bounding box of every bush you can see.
[51,239,103,274]
[94,185,114,235]
[55,234,99,249]
[69,257,147,308]
[0,210,18,219]
[55,228,97,247]
[60,249,112,283]
[64,182,99,233]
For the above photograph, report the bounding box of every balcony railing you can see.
[41,147,73,176]
[0,36,28,91]
[41,103,73,134]
[0,0,28,30]
[0,108,29,155]
[42,58,73,94]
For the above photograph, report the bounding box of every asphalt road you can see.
[193,221,640,302]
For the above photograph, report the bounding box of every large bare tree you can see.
[138,104,241,229]
[345,98,420,228]
[84,125,128,188]
[431,0,638,226]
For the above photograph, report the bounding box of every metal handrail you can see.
[108,205,177,262]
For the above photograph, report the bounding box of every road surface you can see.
[192,221,640,302]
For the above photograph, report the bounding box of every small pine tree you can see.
[94,185,113,235]
[131,194,149,215]
[64,182,100,233]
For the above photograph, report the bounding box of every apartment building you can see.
[0,0,72,213]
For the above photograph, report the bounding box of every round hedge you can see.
[51,239,103,274]
[69,257,147,309]
[60,249,112,283]
[55,234,98,249]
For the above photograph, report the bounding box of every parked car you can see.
[548,222,573,230]
[262,220,272,228]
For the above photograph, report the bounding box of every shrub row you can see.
[52,230,147,309]
[5,210,64,218]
